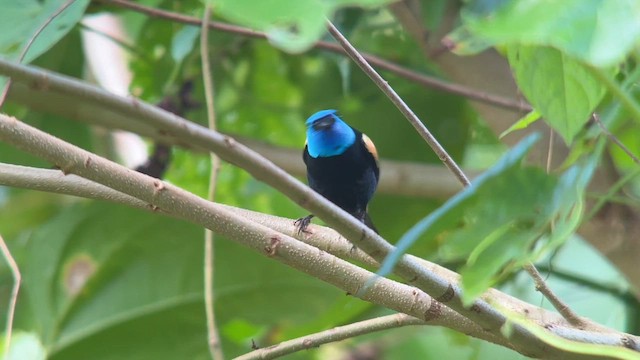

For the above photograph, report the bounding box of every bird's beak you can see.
[312,116,335,131]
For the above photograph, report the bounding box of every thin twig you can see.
[326,20,470,187]
[592,113,640,165]
[546,129,554,173]
[523,263,587,328]
[236,313,423,360]
[0,234,21,358]
[200,4,224,359]
[585,167,640,222]
[0,0,76,108]
[588,65,640,127]
[536,264,639,307]
[95,0,531,113]
[531,128,587,326]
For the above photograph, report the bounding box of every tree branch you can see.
[0,58,517,346]
[0,114,515,352]
[524,263,587,328]
[235,313,424,360]
[1,117,639,358]
[0,161,632,332]
[2,60,638,357]
[94,0,531,113]
[5,79,476,200]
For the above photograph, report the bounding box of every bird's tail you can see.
[363,212,378,234]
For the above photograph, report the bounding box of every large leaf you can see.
[5,200,353,359]
[448,0,640,67]
[209,0,394,53]
[507,46,608,143]
[378,134,596,304]
[0,0,89,63]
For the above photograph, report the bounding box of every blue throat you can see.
[306,110,356,158]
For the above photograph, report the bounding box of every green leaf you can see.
[378,133,596,304]
[448,0,640,67]
[377,133,541,278]
[0,0,89,63]
[499,110,540,139]
[7,200,349,358]
[212,0,327,53]
[171,25,200,63]
[209,0,393,53]
[507,46,607,143]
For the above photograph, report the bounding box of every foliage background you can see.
[0,0,639,359]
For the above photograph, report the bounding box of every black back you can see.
[303,130,379,220]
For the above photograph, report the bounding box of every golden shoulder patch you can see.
[362,134,378,161]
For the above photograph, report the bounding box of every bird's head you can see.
[305,109,356,158]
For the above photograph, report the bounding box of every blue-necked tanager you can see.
[295,109,379,233]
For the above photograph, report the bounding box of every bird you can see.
[295,109,380,234]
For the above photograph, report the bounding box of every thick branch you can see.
[0,59,517,343]
[1,123,638,358]
[7,78,476,198]
[1,61,636,357]
[0,161,631,333]
[0,114,510,351]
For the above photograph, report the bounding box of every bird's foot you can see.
[294,215,314,235]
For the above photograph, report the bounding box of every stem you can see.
[534,127,584,326]
[588,66,640,126]
[523,263,586,328]
[200,4,224,359]
[235,314,423,360]
[592,113,640,165]
[326,21,471,188]
[0,234,21,359]
[95,0,531,113]
[585,167,640,222]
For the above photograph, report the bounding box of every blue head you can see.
[305,110,356,158]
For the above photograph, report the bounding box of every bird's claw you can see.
[294,215,314,235]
